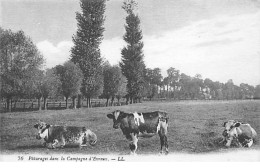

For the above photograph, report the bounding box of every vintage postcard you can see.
[0,0,259,164]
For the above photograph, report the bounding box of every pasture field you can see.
[0,100,259,159]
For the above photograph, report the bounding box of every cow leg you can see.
[165,136,169,154]
[245,139,253,147]
[225,136,233,147]
[43,141,47,147]
[51,139,59,149]
[60,137,66,148]
[129,133,138,155]
[79,134,88,148]
[158,120,169,154]
[159,132,168,154]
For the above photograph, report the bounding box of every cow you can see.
[221,120,257,148]
[107,110,169,155]
[34,121,97,149]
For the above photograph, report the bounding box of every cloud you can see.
[142,12,260,86]
[99,12,260,86]
[36,11,260,86]
[37,40,73,69]
[194,38,243,47]
[100,37,125,65]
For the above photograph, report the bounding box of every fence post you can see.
[59,102,61,107]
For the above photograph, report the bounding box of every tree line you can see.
[1,0,260,112]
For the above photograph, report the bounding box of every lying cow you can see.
[107,110,169,155]
[221,120,257,147]
[34,121,97,149]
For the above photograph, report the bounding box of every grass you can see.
[0,100,259,156]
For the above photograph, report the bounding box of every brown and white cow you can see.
[221,120,257,148]
[107,110,169,155]
[34,121,97,149]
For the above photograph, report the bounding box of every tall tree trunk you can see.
[111,96,114,106]
[167,85,169,99]
[43,97,47,110]
[106,98,109,107]
[6,98,11,112]
[38,97,42,110]
[86,97,91,108]
[65,96,68,109]
[77,94,82,108]
[86,97,89,108]
[138,97,141,103]
[72,97,77,109]
[118,98,121,106]
[89,98,92,108]
[130,97,133,104]
[126,96,129,105]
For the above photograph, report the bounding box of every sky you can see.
[1,0,260,86]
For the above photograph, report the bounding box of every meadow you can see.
[0,100,259,158]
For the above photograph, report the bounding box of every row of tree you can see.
[1,0,259,112]
[145,67,260,100]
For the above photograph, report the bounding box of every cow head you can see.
[225,126,240,147]
[107,110,127,129]
[34,121,50,140]
[223,120,243,147]
[223,120,239,131]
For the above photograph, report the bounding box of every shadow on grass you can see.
[193,132,226,153]
[15,144,84,150]
[13,144,46,150]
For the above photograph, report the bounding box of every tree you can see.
[55,61,83,109]
[162,77,170,98]
[120,0,146,103]
[167,67,180,99]
[103,62,116,106]
[147,84,158,100]
[30,69,45,110]
[190,74,204,99]
[115,74,127,106]
[71,0,106,108]
[179,73,192,99]
[103,63,127,106]
[240,83,255,99]
[0,28,44,112]
[254,85,260,99]
[225,79,235,100]
[41,69,61,110]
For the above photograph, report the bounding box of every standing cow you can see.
[107,110,169,155]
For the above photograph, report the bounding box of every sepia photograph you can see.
[0,0,260,163]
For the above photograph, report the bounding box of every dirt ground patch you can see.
[0,100,259,157]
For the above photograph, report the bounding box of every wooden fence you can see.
[0,99,127,112]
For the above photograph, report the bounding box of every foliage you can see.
[254,85,260,99]
[41,68,61,100]
[55,61,83,99]
[0,28,44,111]
[54,61,83,108]
[120,0,146,103]
[71,0,106,107]
[103,63,127,105]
